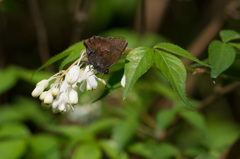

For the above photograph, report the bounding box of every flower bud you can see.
[39,91,48,101]
[36,79,49,89]
[87,76,98,90]
[32,86,44,98]
[44,92,53,104]
[66,65,81,85]
[51,88,59,97]
[58,103,67,113]
[121,74,126,87]
[69,89,78,104]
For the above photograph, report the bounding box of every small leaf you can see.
[209,40,236,79]
[73,144,102,159]
[154,49,192,109]
[180,110,206,133]
[154,43,211,67]
[123,47,154,99]
[155,109,176,134]
[220,30,240,43]
[0,139,26,159]
[36,41,84,71]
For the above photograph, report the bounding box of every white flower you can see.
[69,89,78,104]
[51,88,59,97]
[66,65,81,85]
[39,91,48,100]
[36,79,49,89]
[121,74,126,87]
[44,92,54,104]
[52,91,73,113]
[79,65,106,92]
[32,86,44,97]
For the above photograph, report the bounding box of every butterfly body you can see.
[83,36,128,74]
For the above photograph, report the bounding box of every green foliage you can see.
[220,30,240,43]
[37,41,84,72]
[73,144,102,159]
[154,43,211,67]
[123,47,154,99]
[209,40,236,79]
[0,140,27,159]
[154,49,192,109]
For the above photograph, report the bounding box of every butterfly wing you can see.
[84,36,128,74]
[103,37,128,69]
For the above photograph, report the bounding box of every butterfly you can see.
[83,36,128,74]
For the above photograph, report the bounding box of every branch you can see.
[28,0,53,71]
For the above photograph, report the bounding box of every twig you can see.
[28,0,53,71]
[198,82,240,110]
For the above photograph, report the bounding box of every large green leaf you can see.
[154,43,210,67]
[36,41,84,71]
[123,47,154,99]
[154,49,192,109]
[72,144,101,159]
[0,139,26,159]
[208,40,236,79]
[220,30,240,43]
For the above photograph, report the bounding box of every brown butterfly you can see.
[83,36,128,74]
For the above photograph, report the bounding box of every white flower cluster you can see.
[32,55,106,113]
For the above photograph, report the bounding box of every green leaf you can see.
[0,123,30,139]
[220,30,240,43]
[0,139,26,159]
[0,68,17,95]
[155,109,176,134]
[94,69,124,102]
[59,46,85,70]
[129,142,179,159]
[73,144,102,159]
[154,49,192,109]
[180,110,206,133]
[36,41,84,71]
[229,42,240,50]
[209,40,236,79]
[123,47,154,99]
[46,125,94,142]
[29,134,60,159]
[100,140,129,159]
[154,43,211,67]
[87,118,118,134]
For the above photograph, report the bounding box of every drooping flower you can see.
[31,50,107,114]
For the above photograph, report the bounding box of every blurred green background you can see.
[1,0,240,159]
